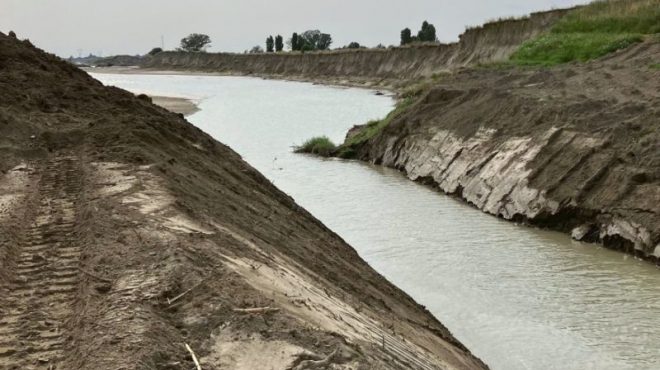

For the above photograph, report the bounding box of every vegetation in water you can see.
[294,91,419,159]
[511,0,660,65]
[294,136,337,157]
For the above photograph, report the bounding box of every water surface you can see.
[92,72,660,370]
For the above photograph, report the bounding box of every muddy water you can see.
[92,72,660,370]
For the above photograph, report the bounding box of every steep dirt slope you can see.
[351,41,660,262]
[144,8,570,87]
[0,33,488,369]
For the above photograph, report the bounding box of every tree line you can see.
[400,21,437,45]
[162,21,439,54]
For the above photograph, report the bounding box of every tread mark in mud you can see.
[0,155,82,369]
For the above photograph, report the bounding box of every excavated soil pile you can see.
[353,41,660,262]
[0,33,487,369]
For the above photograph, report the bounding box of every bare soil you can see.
[355,40,660,261]
[0,32,487,369]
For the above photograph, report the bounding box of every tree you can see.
[400,28,412,45]
[250,45,264,53]
[179,33,211,52]
[346,42,361,49]
[417,21,437,42]
[148,47,163,55]
[425,22,437,41]
[317,33,332,50]
[291,32,300,51]
[275,35,284,52]
[298,30,332,51]
[266,35,274,52]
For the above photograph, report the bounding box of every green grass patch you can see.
[651,63,660,69]
[294,136,336,156]
[553,0,660,34]
[511,32,643,65]
[343,96,415,148]
[511,0,659,65]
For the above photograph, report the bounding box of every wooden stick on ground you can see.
[232,307,280,314]
[184,343,202,370]
[167,279,208,306]
[79,267,112,283]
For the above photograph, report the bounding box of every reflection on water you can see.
[92,72,660,370]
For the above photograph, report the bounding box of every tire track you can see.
[0,154,82,369]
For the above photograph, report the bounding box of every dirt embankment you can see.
[0,32,488,369]
[349,41,660,262]
[143,8,570,88]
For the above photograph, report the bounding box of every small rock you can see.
[95,283,112,294]
[31,254,45,262]
[571,224,593,241]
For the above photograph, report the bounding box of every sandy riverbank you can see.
[150,95,199,116]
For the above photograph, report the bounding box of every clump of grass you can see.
[294,136,336,156]
[650,63,660,69]
[511,0,660,65]
[297,89,422,159]
[344,96,415,147]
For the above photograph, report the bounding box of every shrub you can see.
[294,136,336,156]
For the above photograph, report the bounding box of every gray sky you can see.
[2,0,590,57]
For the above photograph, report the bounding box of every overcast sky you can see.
[2,0,590,57]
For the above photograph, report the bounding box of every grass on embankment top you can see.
[294,136,337,157]
[511,0,660,65]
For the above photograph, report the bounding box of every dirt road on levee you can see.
[0,153,83,368]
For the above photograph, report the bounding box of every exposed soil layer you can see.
[0,33,487,369]
[143,8,571,89]
[351,41,660,262]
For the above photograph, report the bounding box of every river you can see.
[91,72,660,370]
